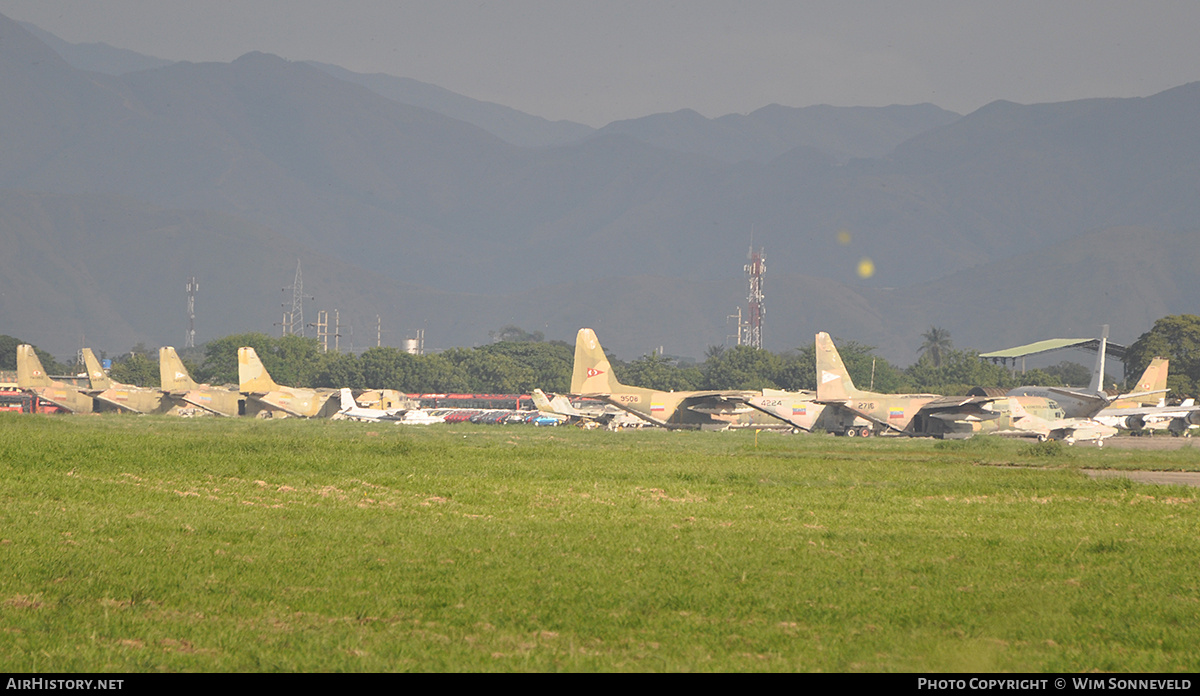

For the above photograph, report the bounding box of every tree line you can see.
[5,315,1200,397]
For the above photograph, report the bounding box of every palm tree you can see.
[918,326,953,368]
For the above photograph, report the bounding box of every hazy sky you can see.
[3,1,1198,126]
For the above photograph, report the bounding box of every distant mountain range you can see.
[2,12,1197,366]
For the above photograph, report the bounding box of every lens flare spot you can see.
[857,258,876,279]
[836,230,852,245]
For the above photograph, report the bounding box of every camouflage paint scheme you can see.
[80,348,191,415]
[983,396,1117,445]
[238,346,337,418]
[16,344,93,413]
[815,332,1001,437]
[745,389,873,434]
[570,328,783,430]
[160,347,243,417]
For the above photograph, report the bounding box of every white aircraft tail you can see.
[1087,325,1109,395]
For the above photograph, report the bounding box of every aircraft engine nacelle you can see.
[1121,415,1146,431]
[1168,417,1193,435]
[1185,410,1200,426]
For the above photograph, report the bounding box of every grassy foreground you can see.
[1,414,1197,672]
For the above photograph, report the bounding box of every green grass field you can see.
[1,414,1197,672]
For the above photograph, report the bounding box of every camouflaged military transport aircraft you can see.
[160,347,243,417]
[16,344,93,413]
[815,332,1001,437]
[744,389,874,434]
[238,346,338,418]
[80,348,190,415]
[570,328,781,430]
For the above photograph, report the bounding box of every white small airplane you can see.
[334,388,402,422]
[334,388,444,424]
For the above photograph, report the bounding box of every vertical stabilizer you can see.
[238,347,280,392]
[532,388,555,414]
[815,332,858,401]
[16,345,54,389]
[571,329,624,394]
[339,388,356,410]
[159,347,200,391]
[81,349,112,390]
[1087,325,1109,395]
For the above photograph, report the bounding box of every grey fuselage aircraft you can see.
[1005,328,1167,419]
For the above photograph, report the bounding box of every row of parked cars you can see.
[432,408,561,426]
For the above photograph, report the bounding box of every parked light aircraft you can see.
[238,347,337,418]
[16,344,93,413]
[81,348,187,414]
[1006,327,1167,418]
[159,347,242,417]
[815,332,1000,436]
[532,388,636,428]
[335,387,402,422]
[991,396,1117,446]
[570,328,778,430]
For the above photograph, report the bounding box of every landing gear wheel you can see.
[1037,434,1048,442]
[1096,439,1104,447]
[844,426,857,437]
[858,427,872,438]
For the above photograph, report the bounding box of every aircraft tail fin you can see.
[1103,356,1170,408]
[159,347,200,391]
[238,347,280,392]
[815,332,858,401]
[571,329,624,394]
[550,393,578,415]
[16,344,54,388]
[532,388,555,413]
[1087,325,1109,395]
[533,388,579,417]
[81,348,111,390]
[339,388,356,412]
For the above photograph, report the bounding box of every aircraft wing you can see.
[1046,388,1109,416]
[591,394,677,429]
[812,399,899,432]
[32,387,92,414]
[679,392,758,416]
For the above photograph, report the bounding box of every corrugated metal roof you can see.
[980,338,1127,360]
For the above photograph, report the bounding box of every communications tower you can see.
[743,247,765,349]
[185,277,198,348]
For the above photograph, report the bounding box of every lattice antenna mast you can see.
[744,246,765,349]
[280,260,314,337]
[185,277,198,348]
